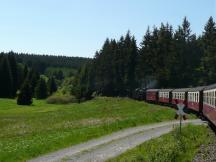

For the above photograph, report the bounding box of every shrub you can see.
[46,95,77,104]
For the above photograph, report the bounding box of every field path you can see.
[29,119,206,162]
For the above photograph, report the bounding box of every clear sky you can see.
[0,0,215,58]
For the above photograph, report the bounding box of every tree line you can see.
[72,17,216,100]
[13,52,90,73]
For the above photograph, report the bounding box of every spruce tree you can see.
[17,81,33,105]
[23,64,28,80]
[27,69,40,95]
[201,16,216,84]
[8,51,18,97]
[47,76,57,95]
[35,78,48,99]
[0,56,13,98]
[71,63,94,101]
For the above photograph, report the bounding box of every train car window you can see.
[198,93,199,102]
[215,91,216,108]
[203,92,205,103]
[195,93,196,102]
[194,93,195,102]
[205,92,207,103]
[214,90,216,108]
[193,93,196,102]
[211,91,213,106]
[208,92,211,105]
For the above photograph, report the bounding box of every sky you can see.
[0,0,215,58]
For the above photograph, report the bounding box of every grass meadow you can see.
[0,97,195,162]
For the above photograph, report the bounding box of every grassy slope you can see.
[0,97,195,162]
[108,125,213,162]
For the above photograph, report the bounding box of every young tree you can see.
[35,77,48,99]
[17,81,33,105]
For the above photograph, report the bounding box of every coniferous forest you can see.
[72,17,216,99]
[0,51,89,104]
[1,17,216,103]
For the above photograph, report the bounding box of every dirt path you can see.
[28,119,205,162]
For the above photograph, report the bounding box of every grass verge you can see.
[108,125,213,162]
[0,97,195,162]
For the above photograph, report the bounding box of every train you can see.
[133,84,216,127]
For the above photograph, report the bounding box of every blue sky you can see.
[0,0,215,57]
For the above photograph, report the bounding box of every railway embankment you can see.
[193,129,216,162]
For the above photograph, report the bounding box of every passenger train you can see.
[133,84,216,127]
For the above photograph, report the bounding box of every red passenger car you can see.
[171,88,190,106]
[203,84,216,126]
[187,86,205,113]
[146,89,159,102]
[159,89,173,104]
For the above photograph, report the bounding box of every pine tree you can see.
[17,81,33,105]
[35,78,48,99]
[0,56,13,98]
[47,76,57,95]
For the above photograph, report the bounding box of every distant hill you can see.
[2,52,91,73]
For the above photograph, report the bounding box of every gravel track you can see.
[28,119,205,162]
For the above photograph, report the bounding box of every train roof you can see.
[159,89,173,92]
[204,83,216,91]
[172,88,191,92]
[146,89,159,92]
[188,86,206,92]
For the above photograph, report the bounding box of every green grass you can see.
[0,97,195,162]
[108,125,213,162]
